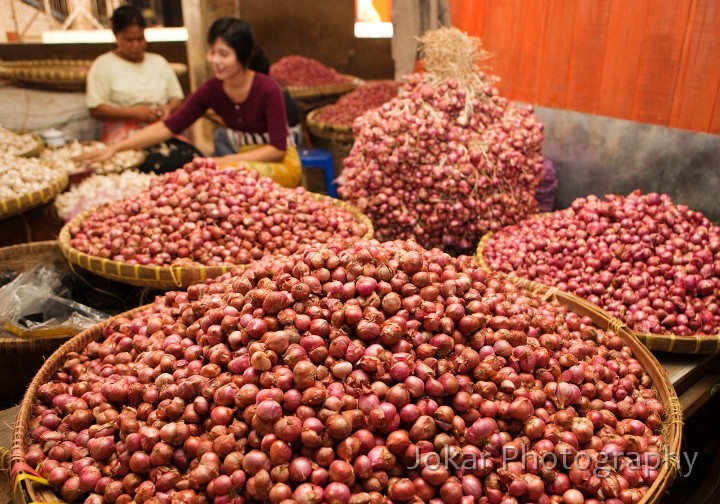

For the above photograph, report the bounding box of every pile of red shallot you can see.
[482,190,720,336]
[67,158,369,267]
[312,81,401,129]
[24,239,666,504]
[270,56,352,88]
[338,28,544,255]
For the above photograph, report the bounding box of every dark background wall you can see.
[236,0,393,80]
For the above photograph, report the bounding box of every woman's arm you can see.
[215,144,285,165]
[75,121,175,163]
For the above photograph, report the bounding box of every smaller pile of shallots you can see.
[23,239,667,503]
[482,190,720,336]
[312,81,401,129]
[67,158,369,267]
[270,55,352,88]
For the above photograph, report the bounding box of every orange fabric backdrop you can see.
[448,0,720,134]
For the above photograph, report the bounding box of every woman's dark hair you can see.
[111,5,146,34]
[207,18,255,68]
[249,46,270,75]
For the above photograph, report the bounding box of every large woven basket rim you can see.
[476,231,720,354]
[0,171,67,222]
[0,59,187,91]
[57,192,373,290]
[10,304,153,502]
[477,233,682,504]
[284,74,361,100]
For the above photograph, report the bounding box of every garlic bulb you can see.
[0,153,65,199]
[55,170,156,221]
[40,140,145,175]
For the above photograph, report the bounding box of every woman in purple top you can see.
[79,18,301,186]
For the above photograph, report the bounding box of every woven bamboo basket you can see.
[58,193,374,290]
[285,74,361,100]
[9,304,152,504]
[305,107,355,178]
[474,258,683,504]
[477,232,720,354]
[8,281,683,503]
[0,59,92,91]
[58,212,235,290]
[0,171,67,222]
[0,60,188,92]
[0,241,79,405]
[14,134,45,159]
[512,279,683,502]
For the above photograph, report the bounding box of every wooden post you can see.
[180,0,238,155]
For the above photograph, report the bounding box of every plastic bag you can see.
[0,264,108,338]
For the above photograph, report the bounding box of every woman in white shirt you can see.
[86,5,201,172]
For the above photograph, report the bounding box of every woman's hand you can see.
[132,104,163,123]
[73,145,117,164]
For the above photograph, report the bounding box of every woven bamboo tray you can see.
[285,74,361,100]
[0,59,92,91]
[0,171,67,222]
[0,241,79,405]
[0,60,188,92]
[58,193,374,290]
[9,304,152,504]
[476,233,720,354]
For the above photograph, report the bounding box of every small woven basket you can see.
[285,74,361,100]
[15,134,45,158]
[42,141,146,181]
[305,107,355,177]
[9,304,152,504]
[58,194,374,290]
[0,172,68,222]
[0,242,79,405]
[476,233,720,354]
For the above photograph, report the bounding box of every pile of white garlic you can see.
[40,140,145,175]
[0,126,39,157]
[0,153,65,200]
